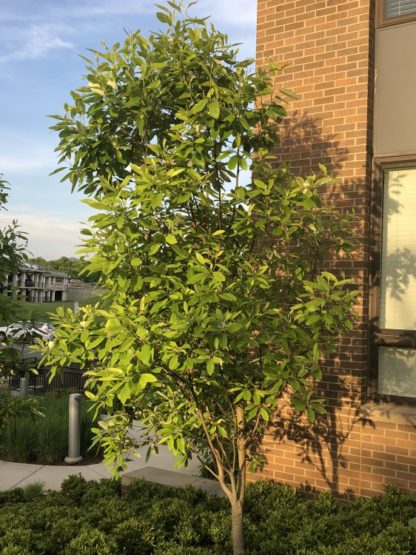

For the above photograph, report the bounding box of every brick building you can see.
[256,1,416,496]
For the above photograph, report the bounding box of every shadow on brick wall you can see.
[277,110,349,176]
[250,108,416,496]
[261,111,416,497]
[262,110,369,497]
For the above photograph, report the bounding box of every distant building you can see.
[2,263,69,302]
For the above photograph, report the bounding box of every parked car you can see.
[0,322,54,342]
[0,322,24,342]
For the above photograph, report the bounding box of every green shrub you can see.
[64,529,117,555]
[112,517,155,554]
[0,479,415,554]
[60,474,90,503]
[0,393,98,464]
[1,547,32,555]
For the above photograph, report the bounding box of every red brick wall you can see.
[254,0,416,497]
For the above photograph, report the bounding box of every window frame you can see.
[377,0,416,28]
[369,155,416,403]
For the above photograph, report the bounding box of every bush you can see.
[0,393,98,464]
[64,529,117,555]
[0,477,415,554]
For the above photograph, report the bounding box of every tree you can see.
[0,174,27,323]
[28,256,100,283]
[42,3,358,553]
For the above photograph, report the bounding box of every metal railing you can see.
[1,358,87,394]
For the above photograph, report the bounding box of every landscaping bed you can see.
[0,392,98,464]
[0,476,415,554]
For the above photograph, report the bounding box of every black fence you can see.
[1,357,87,394]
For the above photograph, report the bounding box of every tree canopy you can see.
[42,3,358,553]
[28,256,100,283]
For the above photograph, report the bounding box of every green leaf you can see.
[217,426,228,438]
[188,272,205,284]
[118,384,131,404]
[166,234,177,245]
[84,390,96,400]
[243,390,251,401]
[139,373,157,388]
[190,98,207,115]
[208,100,220,119]
[195,252,208,265]
[220,292,237,302]
[260,408,270,422]
[149,244,160,256]
[306,407,316,422]
[213,271,225,282]
[254,178,266,190]
[138,344,152,365]
[292,397,305,412]
[169,355,179,370]
[156,11,172,24]
[279,87,298,99]
[207,358,215,375]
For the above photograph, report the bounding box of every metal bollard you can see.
[19,377,29,397]
[64,393,83,464]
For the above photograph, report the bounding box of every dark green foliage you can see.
[0,393,97,463]
[0,174,27,323]
[0,175,26,283]
[0,393,43,429]
[64,529,117,555]
[0,477,415,554]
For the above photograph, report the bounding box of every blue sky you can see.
[0,0,256,258]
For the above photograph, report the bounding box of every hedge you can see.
[0,476,415,554]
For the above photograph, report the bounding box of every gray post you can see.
[73,301,79,313]
[19,377,28,397]
[64,393,83,464]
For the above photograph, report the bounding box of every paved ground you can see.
[0,443,201,491]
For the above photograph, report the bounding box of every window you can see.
[378,0,416,27]
[372,162,416,399]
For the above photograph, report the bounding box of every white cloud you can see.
[68,0,256,24]
[66,0,154,18]
[0,0,154,24]
[0,23,73,64]
[0,1,256,66]
[0,135,56,176]
[0,152,56,176]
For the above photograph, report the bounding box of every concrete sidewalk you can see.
[0,443,201,491]
[0,459,111,490]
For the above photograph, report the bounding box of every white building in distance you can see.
[2,263,69,302]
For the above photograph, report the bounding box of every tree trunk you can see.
[231,499,245,555]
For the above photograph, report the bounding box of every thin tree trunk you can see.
[231,498,245,555]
